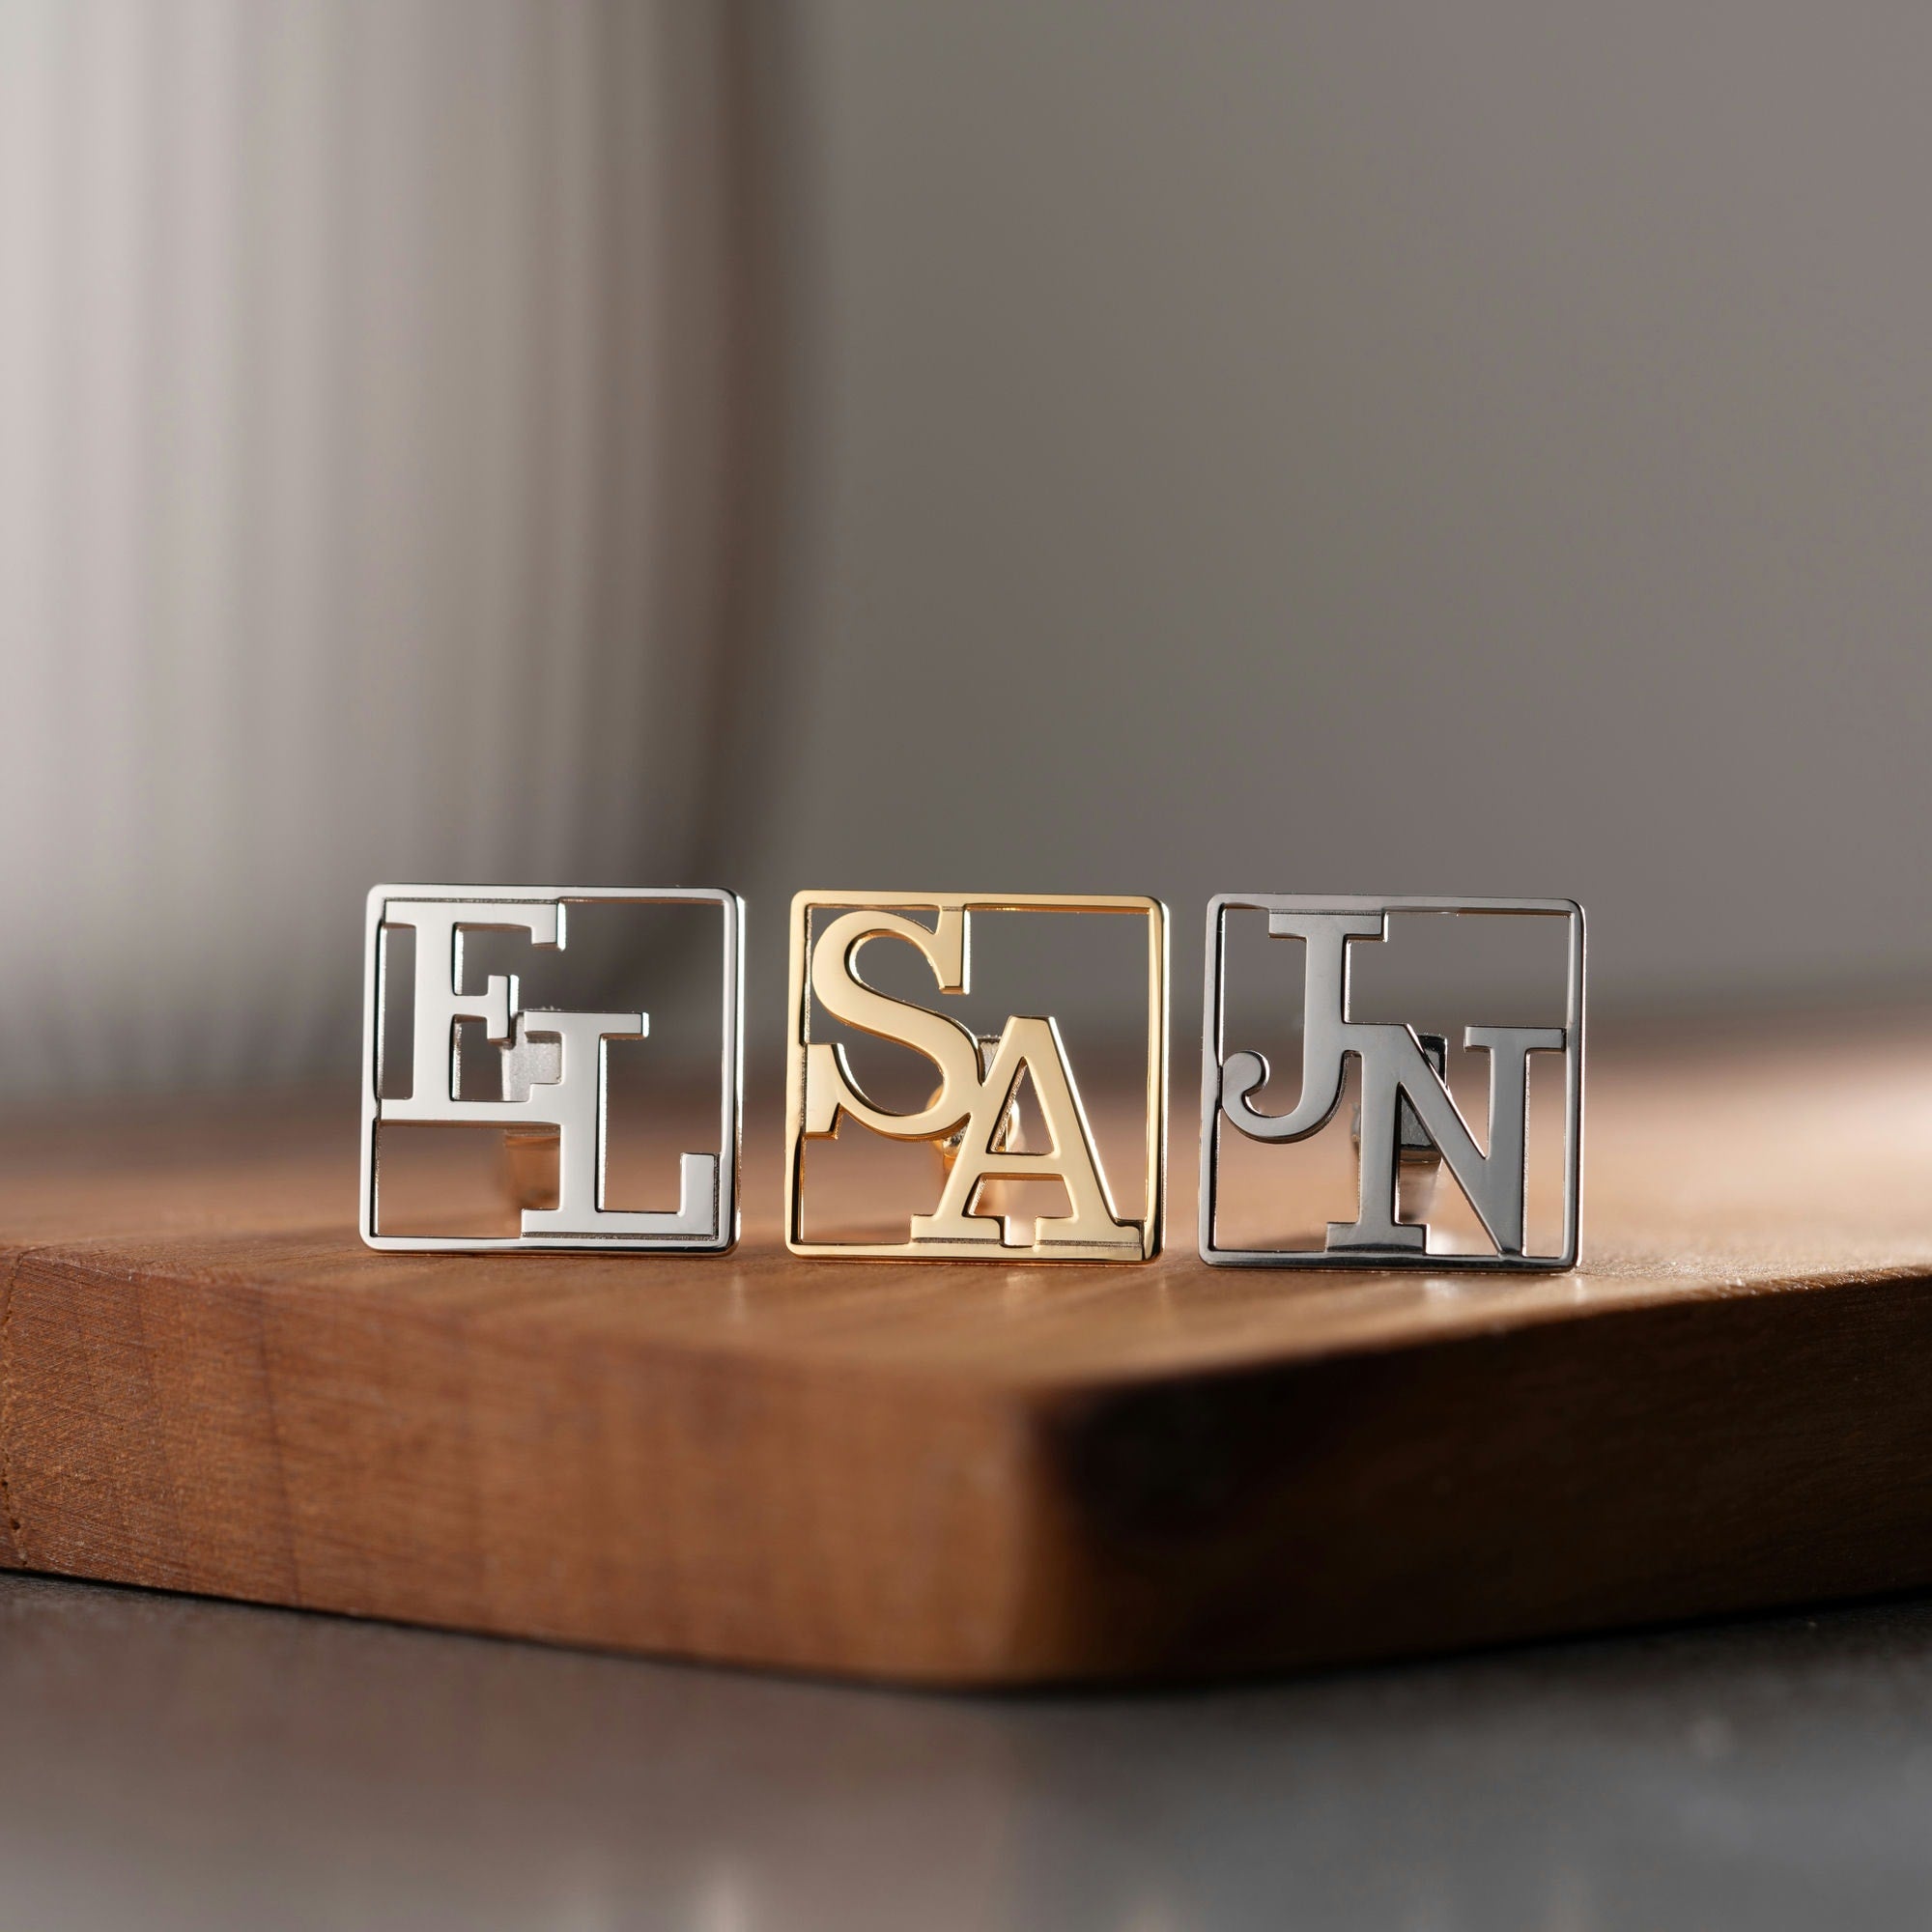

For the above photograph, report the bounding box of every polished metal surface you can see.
[1200,895,1584,1268]
[3,1570,1928,1932]
[360,885,743,1252]
[784,892,1167,1262]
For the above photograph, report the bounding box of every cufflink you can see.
[360,885,743,1252]
[1200,895,1583,1269]
[784,892,1167,1262]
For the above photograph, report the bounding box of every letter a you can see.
[910,1016,1139,1253]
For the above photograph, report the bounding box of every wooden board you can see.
[4,1015,1932,1685]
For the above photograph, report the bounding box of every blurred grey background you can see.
[4,0,1930,1092]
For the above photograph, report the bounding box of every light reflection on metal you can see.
[784,892,1167,1263]
[360,885,742,1253]
[1200,895,1583,1270]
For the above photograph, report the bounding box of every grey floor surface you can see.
[4,1571,1931,1931]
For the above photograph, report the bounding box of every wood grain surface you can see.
[4,1014,1932,1685]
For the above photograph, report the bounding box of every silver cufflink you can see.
[1200,895,1583,1269]
[359,885,743,1252]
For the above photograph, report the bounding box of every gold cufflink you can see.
[784,892,1167,1262]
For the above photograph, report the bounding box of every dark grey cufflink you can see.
[1200,895,1583,1269]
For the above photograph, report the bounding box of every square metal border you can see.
[783,890,1168,1262]
[360,883,744,1254]
[1199,894,1584,1270]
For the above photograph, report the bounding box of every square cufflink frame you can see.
[359,884,743,1253]
[1199,894,1583,1271]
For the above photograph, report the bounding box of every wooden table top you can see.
[4,1009,1931,1684]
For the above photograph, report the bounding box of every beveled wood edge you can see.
[8,1240,1932,1684]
